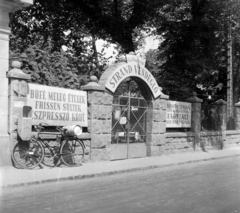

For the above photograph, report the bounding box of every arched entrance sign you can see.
[99,62,161,99]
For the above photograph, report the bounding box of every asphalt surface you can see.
[1,157,240,213]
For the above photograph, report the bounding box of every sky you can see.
[62,34,160,64]
[95,35,160,63]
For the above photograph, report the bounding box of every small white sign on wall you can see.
[27,84,88,127]
[166,101,191,128]
[120,117,127,125]
[14,101,25,108]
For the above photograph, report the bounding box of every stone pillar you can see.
[214,99,227,149]
[214,99,227,131]
[7,61,31,155]
[82,76,113,161]
[235,100,240,130]
[0,0,33,166]
[147,92,169,156]
[186,92,203,151]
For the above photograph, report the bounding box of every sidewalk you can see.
[1,147,240,188]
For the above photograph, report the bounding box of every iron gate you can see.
[111,80,148,160]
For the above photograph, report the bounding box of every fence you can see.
[201,102,240,131]
[201,103,225,131]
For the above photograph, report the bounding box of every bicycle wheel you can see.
[12,139,44,169]
[60,139,85,166]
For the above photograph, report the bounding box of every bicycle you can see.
[12,123,86,169]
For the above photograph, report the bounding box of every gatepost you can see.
[147,91,169,156]
[0,0,33,166]
[82,76,113,161]
[235,100,240,130]
[7,60,31,153]
[214,99,227,149]
[185,92,203,151]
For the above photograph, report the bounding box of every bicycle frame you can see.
[36,132,86,158]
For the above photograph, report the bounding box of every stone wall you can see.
[225,131,240,147]
[156,96,239,153]
[5,70,240,166]
[200,132,222,150]
[163,96,227,153]
[5,71,240,166]
[165,132,195,154]
[164,130,240,153]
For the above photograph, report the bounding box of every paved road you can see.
[1,157,240,213]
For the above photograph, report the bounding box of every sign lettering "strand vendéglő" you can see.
[27,84,88,126]
[105,62,161,99]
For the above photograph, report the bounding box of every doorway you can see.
[111,79,148,160]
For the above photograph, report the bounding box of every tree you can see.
[230,0,240,104]
[10,1,111,87]
[10,0,165,55]
[11,0,240,103]
[39,0,165,54]
[9,0,172,89]
[146,0,240,101]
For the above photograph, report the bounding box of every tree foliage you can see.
[144,0,240,102]
[39,0,165,54]
[9,0,240,103]
[10,0,164,88]
[10,0,112,87]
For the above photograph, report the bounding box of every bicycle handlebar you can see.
[34,123,49,133]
